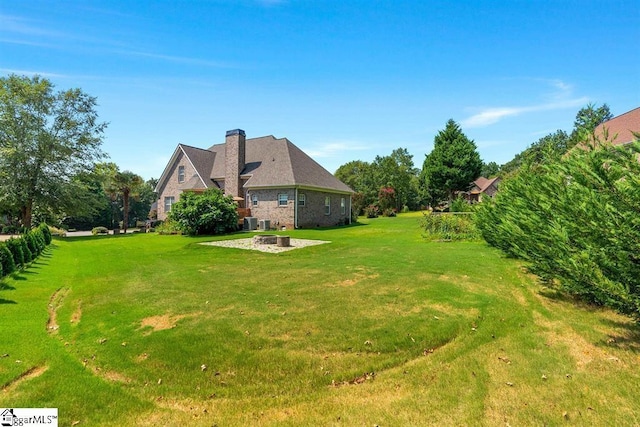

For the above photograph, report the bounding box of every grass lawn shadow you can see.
[0,298,17,304]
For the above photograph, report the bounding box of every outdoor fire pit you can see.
[252,235,277,245]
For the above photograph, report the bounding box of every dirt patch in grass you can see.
[534,312,614,369]
[139,312,201,335]
[330,267,379,287]
[2,365,48,393]
[70,300,82,324]
[47,287,69,334]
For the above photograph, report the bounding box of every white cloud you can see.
[0,68,68,78]
[114,50,235,69]
[304,141,369,158]
[462,78,589,128]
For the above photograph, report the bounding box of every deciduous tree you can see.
[0,74,106,228]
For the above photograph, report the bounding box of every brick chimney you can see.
[225,129,246,198]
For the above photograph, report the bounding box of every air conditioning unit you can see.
[259,219,271,231]
[244,217,258,230]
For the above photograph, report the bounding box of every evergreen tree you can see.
[421,119,482,205]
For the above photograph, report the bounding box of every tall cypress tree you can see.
[421,119,482,205]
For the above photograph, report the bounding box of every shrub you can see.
[156,220,181,235]
[383,208,396,217]
[476,141,640,317]
[25,232,40,257]
[19,238,32,263]
[0,242,16,277]
[92,226,109,235]
[32,229,46,253]
[401,205,410,214]
[39,223,52,245]
[167,188,238,236]
[5,238,25,268]
[421,212,479,241]
[364,205,379,218]
[450,196,473,213]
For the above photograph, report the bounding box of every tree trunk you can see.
[21,200,33,230]
[123,190,129,233]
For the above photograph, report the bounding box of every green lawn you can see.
[1,212,639,426]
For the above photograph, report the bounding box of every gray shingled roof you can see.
[205,135,353,193]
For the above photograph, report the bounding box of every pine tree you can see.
[421,119,482,205]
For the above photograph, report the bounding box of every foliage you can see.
[335,149,422,212]
[364,204,379,218]
[481,161,500,178]
[39,223,52,245]
[0,74,107,229]
[104,168,145,233]
[91,226,109,235]
[155,219,181,235]
[0,242,16,277]
[421,212,479,241]
[477,141,640,318]
[449,195,474,212]
[501,130,570,175]
[570,102,613,146]
[24,231,41,257]
[378,186,396,212]
[167,188,238,236]
[19,237,32,263]
[350,192,367,217]
[421,119,482,205]
[5,238,24,268]
[501,103,612,175]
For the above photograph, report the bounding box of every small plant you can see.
[364,205,379,218]
[92,226,109,235]
[19,238,32,263]
[5,238,25,268]
[0,242,16,277]
[383,208,396,217]
[155,220,181,235]
[421,212,479,241]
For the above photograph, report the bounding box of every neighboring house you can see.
[154,129,354,229]
[465,176,501,203]
[593,106,640,146]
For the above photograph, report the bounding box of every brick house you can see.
[465,176,501,203]
[154,129,354,229]
[594,106,640,146]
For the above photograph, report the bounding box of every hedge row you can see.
[0,223,52,278]
[476,141,640,318]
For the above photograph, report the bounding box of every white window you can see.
[341,197,346,215]
[178,165,185,183]
[298,193,306,207]
[324,196,331,215]
[251,194,258,206]
[164,196,175,213]
[278,193,288,207]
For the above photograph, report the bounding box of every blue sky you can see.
[1,0,638,180]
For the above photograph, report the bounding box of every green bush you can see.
[5,238,25,268]
[25,232,40,257]
[20,238,32,264]
[421,212,479,241]
[91,226,109,235]
[0,242,16,277]
[167,188,238,236]
[476,141,640,317]
[39,223,52,245]
[33,229,46,253]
